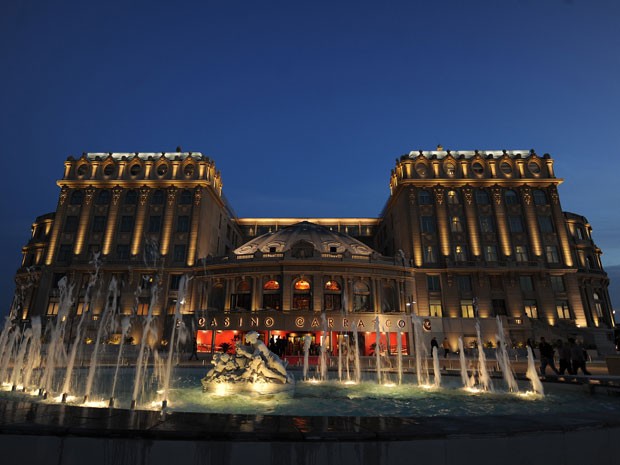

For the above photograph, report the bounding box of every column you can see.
[160,186,177,257]
[45,186,71,265]
[102,186,124,256]
[186,187,202,266]
[462,186,481,258]
[549,185,574,266]
[491,186,512,258]
[130,186,150,256]
[520,186,542,258]
[433,186,451,259]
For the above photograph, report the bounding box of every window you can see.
[533,189,547,205]
[70,190,84,205]
[447,190,459,204]
[184,164,195,177]
[137,297,150,316]
[58,244,72,262]
[475,189,490,205]
[460,300,475,318]
[545,245,560,264]
[103,164,114,177]
[524,299,538,319]
[46,299,60,316]
[294,279,311,290]
[500,162,512,175]
[556,301,571,319]
[353,281,371,312]
[148,216,161,233]
[116,244,130,260]
[415,163,428,177]
[64,216,78,233]
[424,245,437,264]
[232,280,251,310]
[515,245,528,262]
[263,280,281,310]
[550,276,565,292]
[538,216,554,233]
[129,164,141,176]
[179,189,192,205]
[169,275,182,290]
[457,276,472,292]
[173,244,186,262]
[528,161,541,174]
[76,164,89,177]
[479,216,494,233]
[141,274,155,290]
[293,278,312,311]
[445,162,456,176]
[125,190,138,205]
[508,216,524,233]
[119,216,134,233]
[484,245,498,262]
[492,299,507,316]
[505,190,519,205]
[454,245,467,262]
[152,189,165,205]
[420,216,435,233]
[418,190,432,205]
[96,190,111,205]
[519,276,534,292]
[450,216,463,233]
[427,275,441,292]
[593,292,604,318]
[324,280,342,311]
[93,216,106,233]
[429,300,443,317]
[156,164,168,177]
[177,215,190,233]
[472,162,484,175]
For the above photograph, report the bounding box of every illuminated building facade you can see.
[12,148,615,355]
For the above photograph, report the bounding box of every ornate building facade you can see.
[11,148,615,355]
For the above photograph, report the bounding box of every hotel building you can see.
[11,147,615,355]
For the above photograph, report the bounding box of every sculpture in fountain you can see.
[201,331,294,394]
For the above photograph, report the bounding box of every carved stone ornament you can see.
[109,186,122,206]
[194,186,203,206]
[408,188,416,206]
[139,186,150,206]
[549,186,559,205]
[58,186,69,206]
[85,187,96,206]
[491,186,502,205]
[521,186,532,206]
[167,186,178,206]
[434,187,444,205]
[462,187,473,205]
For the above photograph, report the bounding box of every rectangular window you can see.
[64,215,78,233]
[492,299,507,316]
[427,275,441,292]
[169,274,182,290]
[550,276,565,292]
[538,216,554,233]
[177,215,190,233]
[137,297,150,316]
[119,215,134,233]
[76,301,87,315]
[116,244,130,260]
[515,245,528,262]
[420,216,435,233]
[460,299,475,318]
[508,216,524,233]
[450,216,463,233]
[454,245,467,262]
[457,276,472,292]
[46,299,60,316]
[545,245,560,263]
[148,216,161,233]
[484,245,498,262]
[429,300,443,317]
[519,276,534,292]
[479,216,495,233]
[524,299,538,319]
[93,216,106,233]
[424,245,436,263]
[173,244,186,262]
[556,301,571,319]
[57,244,72,262]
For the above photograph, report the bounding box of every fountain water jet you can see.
[495,316,518,392]
[458,337,475,389]
[475,321,493,392]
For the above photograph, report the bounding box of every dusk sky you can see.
[1,0,619,315]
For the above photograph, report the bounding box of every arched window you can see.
[447,190,459,204]
[475,189,489,205]
[70,190,84,205]
[418,190,432,205]
[208,283,225,311]
[291,240,314,258]
[324,280,342,311]
[179,189,193,205]
[263,279,281,310]
[96,190,111,205]
[353,281,371,312]
[125,189,138,205]
[533,189,547,205]
[504,190,519,205]
[232,279,251,310]
[292,278,312,310]
[152,189,164,205]
[382,283,397,313]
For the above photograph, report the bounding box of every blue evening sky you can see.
[1,0,619,315]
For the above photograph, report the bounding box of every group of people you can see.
[537,336,591,376]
